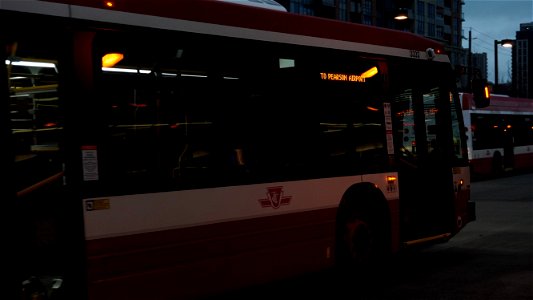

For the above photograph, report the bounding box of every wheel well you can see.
[337,183,390,223]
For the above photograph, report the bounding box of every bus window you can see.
[314,52,388,175]
[9,53,62,195]
[393,88,418,161]
[450,92,467,161]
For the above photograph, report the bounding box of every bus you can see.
[1,0,476,299]
[461,92,533,177]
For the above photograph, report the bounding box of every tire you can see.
[492,152,504,176]
[340,217,374,267]
[334,187,391,274]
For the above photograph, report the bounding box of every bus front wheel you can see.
[342,218,374,266]
[334,187,391,277]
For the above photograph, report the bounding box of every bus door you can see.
[503,121,514,170]
[1,16,86,298]
[391,62,456,242]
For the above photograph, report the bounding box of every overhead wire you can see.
[467,27,512,58]
[464,26,513,82]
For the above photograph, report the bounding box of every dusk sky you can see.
[462,0,533,83]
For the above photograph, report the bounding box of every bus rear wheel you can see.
[492,152,504,176]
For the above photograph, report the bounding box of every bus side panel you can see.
[514,147,533,171]
[85,208,337,300]
[470,155,496,176]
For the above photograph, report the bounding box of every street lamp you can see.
[494,39,514,89]
[394,8,409,20]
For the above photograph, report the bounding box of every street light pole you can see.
[494,39,514,91]
[494,40,499,87]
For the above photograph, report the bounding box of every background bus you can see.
[461,92,533,177]
[1,0,474,299]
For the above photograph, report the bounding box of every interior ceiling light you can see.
[102,53,124,68]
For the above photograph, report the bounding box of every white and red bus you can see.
[461,93,533,177]
[1,0,476,299]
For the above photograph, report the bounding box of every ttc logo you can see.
[258,186,292,209]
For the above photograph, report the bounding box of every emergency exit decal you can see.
[82,145,99,181]
[383,103,395,155]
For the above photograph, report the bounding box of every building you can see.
[472,52,488,80]
[513,22,533,98]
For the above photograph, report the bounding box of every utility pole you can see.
[468,29,472,91]
[494,39,499,89]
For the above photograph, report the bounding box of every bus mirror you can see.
[471,78,490,108]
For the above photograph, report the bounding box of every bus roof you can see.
[216,0,287,12]
[461,92,533,113]
[2,0,447,60]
